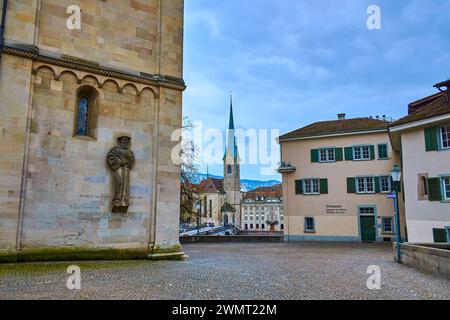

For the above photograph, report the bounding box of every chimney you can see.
[337,113,346,120]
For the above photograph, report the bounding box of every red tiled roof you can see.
[244,184,282,200]
[391,94,450,127]
[279,118,389,141]
[198,178,225,194]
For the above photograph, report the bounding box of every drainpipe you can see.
[0,0,8,62]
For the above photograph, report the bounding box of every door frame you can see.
[357,205,378,242]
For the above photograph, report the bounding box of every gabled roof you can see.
[391,94,450,127]
[279,118,389,141]
[198,178,225,194]
[243,184,282,201]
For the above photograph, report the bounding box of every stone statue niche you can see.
[107,136,135,213]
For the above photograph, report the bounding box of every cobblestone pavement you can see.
[0,242,449,300]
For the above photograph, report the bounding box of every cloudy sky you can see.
[183,0,450,181]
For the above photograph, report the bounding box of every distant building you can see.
[198,97,242,227]
[278,115,406,242]
[241,185,284,232]
[389,80,450,243]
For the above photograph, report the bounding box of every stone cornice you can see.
[1,44,186,92]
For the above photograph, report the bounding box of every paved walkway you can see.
[0,243,449,300]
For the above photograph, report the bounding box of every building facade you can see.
[389,80,450,243]
[278,115,406,242]
[241,185,284,232]
[198,98,242,227]
[0,0,185,262]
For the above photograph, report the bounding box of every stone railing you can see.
[394,243,450,279]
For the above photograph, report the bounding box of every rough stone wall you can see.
[21,67,156,250]
[396,243,450,279]
[37,0,159,74]
[0,0,185,260]
[0,55,33,253]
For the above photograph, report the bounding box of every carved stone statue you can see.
[107,136,135,213]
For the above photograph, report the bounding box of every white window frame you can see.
[442,176,450,200]
[303,179,320,195]
[353,146,371,161]
[319,148,336,163]
[356,177,376,194]
[379,176,391,193]
[441,125,450,150]
[381,217,394,234]
[304,217,315,232]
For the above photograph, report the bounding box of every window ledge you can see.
[304,230,316,234]
[73,135,97,142]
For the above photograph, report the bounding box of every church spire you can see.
[229,94,235,130]
[224,93,239,162]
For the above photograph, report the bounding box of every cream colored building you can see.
[0,0,185,262]
[389,80,450,244]
[278,115,406,242]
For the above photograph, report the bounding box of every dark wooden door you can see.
[360,216,376,242]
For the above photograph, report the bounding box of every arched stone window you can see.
[74,86,99,139]
[227,165,232,176]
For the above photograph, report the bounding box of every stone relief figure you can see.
[107,136,135,213]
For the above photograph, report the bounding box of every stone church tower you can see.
[0,0,185,262]
[223,96,242,226]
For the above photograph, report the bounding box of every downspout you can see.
[0,0,8,62]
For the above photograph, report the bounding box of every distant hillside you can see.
[195,173,281,192]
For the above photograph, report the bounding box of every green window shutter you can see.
[335,148,343,161]
[295,180,304,195]
[347,177,356,194]
[320,179,328,194]
[428,178,442,201]
[433,229,448,243]
[374,177,380,193]
[424,127,439,152]
[311,149,319,163]
[378,144,388,159]
[370,145,376,160]
[344,147,353,161]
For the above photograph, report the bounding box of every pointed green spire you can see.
[229,94,234,130]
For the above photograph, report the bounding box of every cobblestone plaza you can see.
[0,243,449,300]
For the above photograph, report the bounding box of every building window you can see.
[356,177,375,194]
[256,224,260,230]
[381,217,394,233]
[418,174,429,200]
[74,86,99,139]
[359,207,375,215]
[319,148,335,163]
[227,165,232,176]
[304,179,320,195]
[378,144,389,159]
[304,217,315,233]
[281,224,284,231]
[353,146,371,161]
[441,125,450,149]
[76,96,89,136]
[262,224,265,230]
[442,176,450,200]
[245,224,248,230]
[379,176,391,193]
[250,224,254,230]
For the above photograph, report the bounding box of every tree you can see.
[179,117,200,224]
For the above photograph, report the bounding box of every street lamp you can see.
[195,201,202,239]
[390,164,402,263]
